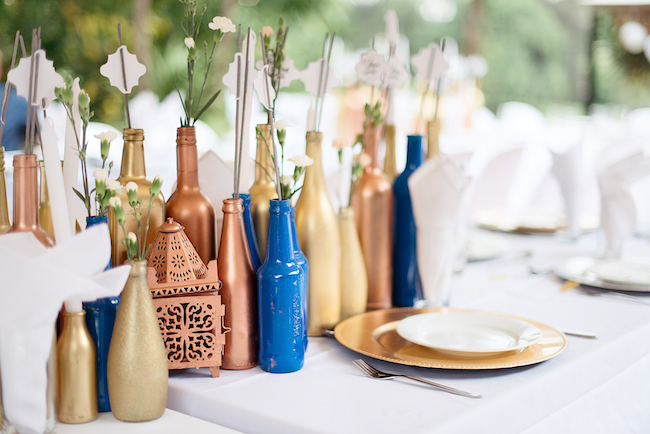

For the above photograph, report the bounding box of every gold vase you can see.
[39,160,56,241]
[295,132,341,335]
[383,125,398,183]
[249,124,277,259]
[57,311,97,424]
[0,147,10,234]
[110,129,166,266]
[426,119,441,159]
[166,126,215,263]
[107,260,168,422]
[338,206,368,320]
[217,199,258,369]
[351,126,393,310]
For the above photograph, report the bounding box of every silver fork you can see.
[352,359,482,399]
[577,285,650,306]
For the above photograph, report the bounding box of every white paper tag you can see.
[355,49,387,87]
[254,64,275,111]
[255,56,302,90]
[411,43,449,86]
[383,57,410,88]
[7,50,63,109]
[301,58,340,99]
[99,45,146,94]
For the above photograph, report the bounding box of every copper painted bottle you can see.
[166,126,215,263]
[57,311,97,423]
[295,131,341,335]
[426,119,441,159]
[338,206,368,320]
[351,126,393,310]
[110,128,165,266]
[249,124,277,259]
[107,260,168,422]
[217,199,258,370]
[0,147,11,234]
[383,125,399,183]
[38,160,55,241]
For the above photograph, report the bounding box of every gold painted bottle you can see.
[39,160,55,241]
[249,124,277,259]
[338,206,368,320]
[351,126,393,310]
[383,125,399,183]
[110,129,165,266]
[0,147,10,234]
[166,126,215,263]
[217,199,258,370]
[426,119,441,159]
[107,260,167,422]
[57,311,97,423]
[295,132,341,335]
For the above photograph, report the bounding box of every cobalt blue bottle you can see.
[290,207,308,351]
[258,199,305,373]
[392,135,424,307]
[83,215,119,412]
[239,193,262,271]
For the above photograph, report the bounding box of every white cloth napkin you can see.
[408,156,472,306]
[0,225,130,434]
[598,151,650,257]
[551,141,583,238]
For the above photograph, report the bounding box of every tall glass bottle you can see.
[38,160,55,241]
[351,126,393,310]
[295,131,341,335]
[249,124,277,259]
[217,199,258,370]
[258,199,305,373]
[166,126,215,263]
[338,206,368,320]
[0,147,11,234]
[392,135,424,307]
[110,129,165,266]
[383,124,399,183]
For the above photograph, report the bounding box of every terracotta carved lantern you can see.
[146,218,225,377]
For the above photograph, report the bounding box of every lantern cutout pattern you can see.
[146,218,225,377]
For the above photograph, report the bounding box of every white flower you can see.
[281,175,294,186]
[261,26,274,38]
[288,155,314,167]
[274,119,289,130]
[127,232,137,242]
[93,168,108,182]
[125,181,138,193]
[354,153,372,167]
[109,196,122,208]
[332,138,351,151]
[93,131,118,142]
[184,37,195,49]
[106,178,124,193]
[208,16,236,33]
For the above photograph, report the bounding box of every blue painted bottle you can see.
[290,207,308,351]
[392,135,424,307]
[238,193,261,271]
[83,215,120,412]
[258,199,305,373]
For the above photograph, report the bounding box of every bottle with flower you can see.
[107,176,168,422]
[166,1,235,264]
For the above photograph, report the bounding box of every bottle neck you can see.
[290,207,300,254]
[406,135,424,167]
[255,124,274,184]
[266,199,294,263]
[176,127,199,189]
[13,154,39,230]
[119,128,147,179]
[303,132,325,190]
[362,125,381,169]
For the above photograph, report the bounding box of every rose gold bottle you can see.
[0,147,11,234]
[110,128,166,266]
[166,126,215,263]
[249,124,277,259]
[217,199,258,369]
[351,126,393,310]
[39,160,56,241]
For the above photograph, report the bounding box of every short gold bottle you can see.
[249,124,277,259]
[383,125,399,183]
[57,311,98,424]
[0,147,11,234]
[110,129,165,266]
[38,160,56,241]
[426,119,441,159]
[295,132,342,335]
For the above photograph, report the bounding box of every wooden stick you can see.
[118,24,132,128]
[433,38,446,121]
[233,25,242,199]
[317,32,335,133]
[260,32,282,200]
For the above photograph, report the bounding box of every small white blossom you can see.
[353,153,372,167]
[106,178,124,193]
[208,16,236,33]
[261,26,274,38]
[288,155,314,167]
[184,37,195,49]
[281,175,294,185]
[93,168,108,182]
[93,131,118,142]
[332,138,351,151]
[274,119,289,130]
[109,196,122,208]
[127,232,137,242]
[125,181,138,193]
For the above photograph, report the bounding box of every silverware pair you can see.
[352,359,482,399]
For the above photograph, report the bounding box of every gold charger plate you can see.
[334,307,568,370]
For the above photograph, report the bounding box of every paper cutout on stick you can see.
[254,64,276,111]
[411,43,449,86]
[254,56,302,90]
[7,49,63,109]
[301,58,340,99]
[100,45,146,94]
[383,57,410,88]
[385,9,399,47]
[355,49,388,87]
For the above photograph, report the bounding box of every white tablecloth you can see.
[166,230,650,434]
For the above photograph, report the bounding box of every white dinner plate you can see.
[465,231,509,262]
[396,312,542,357]
[587,260,650,287]
[554,256,650,292]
